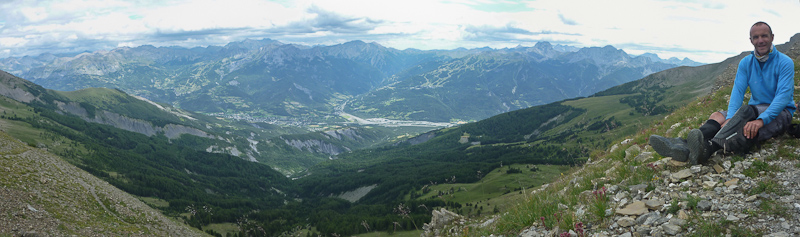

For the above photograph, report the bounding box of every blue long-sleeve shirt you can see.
[727,46,796,125]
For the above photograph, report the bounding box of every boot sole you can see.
[649,135,689,162]
[687,129,705,165]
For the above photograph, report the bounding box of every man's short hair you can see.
[753,21,773,35]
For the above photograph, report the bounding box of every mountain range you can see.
[0,39,702,124]
[0,39,706,177]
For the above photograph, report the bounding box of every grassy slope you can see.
[482,85,735,235]
[474,47,800,235]
[415,164,572,215]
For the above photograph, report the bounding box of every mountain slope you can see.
[0,69,315,234]
[0,130,205,236]
[348,44,687,122]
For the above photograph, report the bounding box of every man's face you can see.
[750,24,773,56]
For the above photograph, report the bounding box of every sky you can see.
[1,0,800,64]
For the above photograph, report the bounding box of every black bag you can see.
[788,123,800,138]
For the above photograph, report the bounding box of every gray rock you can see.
[671,169,693,181]
[690,165,702,173]
[518,226,543,237]
[645,199,663,209]
[765,231,790,237]
[617,217,637,227]
[629,184,648,194]
[636,212,659,225]
[697,200,712,211]
[616,201,648,216]
[634,152,653,162]
[625,145,642,160]
[746,195,758,202]
[642,216,659,226]
[668,218,687,226]
[421,208,463,237]
[723,160,732,170]
[635,226,650,236]
[662,223,682,235]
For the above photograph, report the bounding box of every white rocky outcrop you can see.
[55,100,212,139]
[422,208,465,237]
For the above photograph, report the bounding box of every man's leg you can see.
[690,105,757,164]
[687,111,726,165]
[712,105,790,155]
[753,105,792,142]
[651,112,723,162]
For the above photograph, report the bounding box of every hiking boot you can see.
[687,129,712,165]
[649,135,689,162]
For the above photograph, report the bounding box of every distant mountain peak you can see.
[343,40,367,45]
[533,41,553,49]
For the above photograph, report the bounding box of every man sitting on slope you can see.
[649,21,795,165]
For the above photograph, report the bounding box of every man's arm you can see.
[727,59,751,120]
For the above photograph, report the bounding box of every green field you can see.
[415,164,573,218]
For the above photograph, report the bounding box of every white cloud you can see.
[1,0,800,63]
[19,7,48,22]
[0,37,28,47]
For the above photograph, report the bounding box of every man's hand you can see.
[744,119,764,139]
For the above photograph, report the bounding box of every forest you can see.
[297,102,589,206]
[11,98,457,236]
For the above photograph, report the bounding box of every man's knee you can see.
[709,111,725,124]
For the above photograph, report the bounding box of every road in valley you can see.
[336,101,456,128]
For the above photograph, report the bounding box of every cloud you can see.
[1,0,800,64]
[558,13,578,26]
[305,5,382,33]
[462,24,581,44]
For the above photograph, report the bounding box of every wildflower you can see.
[574,222,585,237]
[540,216,546,228]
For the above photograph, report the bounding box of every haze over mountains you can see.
[0,39,702,125]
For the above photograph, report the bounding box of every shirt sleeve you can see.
[726,58,750,120]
